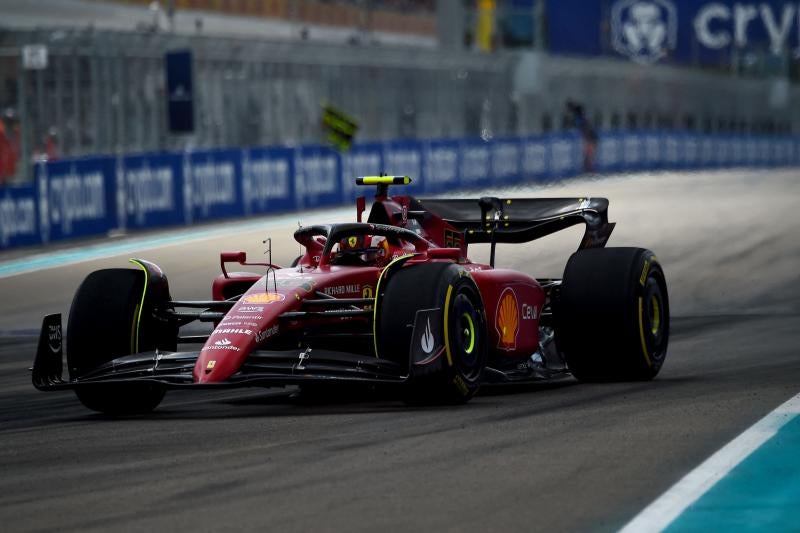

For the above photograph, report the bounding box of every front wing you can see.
[32,314,407,391]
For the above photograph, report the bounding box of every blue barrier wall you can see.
[3,131,799,250]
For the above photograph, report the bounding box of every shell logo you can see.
[243,293,286,304]
[495,287,519,351]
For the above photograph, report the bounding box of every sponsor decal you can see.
[323,284,362,296]
[125,165,175,224]
[522,303,539,320]
[495,287,520,351]
[222,315,262,321]
[522,141,547,175]
[244,293,285,304]
[202,345,240,352]
[492,142,520,178]
[206,360,216,370]
[362,285,374,299]
[255,324,279,343]
[420,318,435,354]
[214,338,232,346]
[384,149,421,184]
[214,328,253,335]
[452,374,469,396]
[48,323,62,353]
[611,0,677,65]
[0,194,37,247]
[424,146,458,185]
[190,161,236,216]
[219,320,259,328]
[296,154,337,197]
[639,258,651,286]
[48,169,106,235]
[461,146,490,183]
[551,139,576,173]
[244,156,290,209]
[342,151,381,198]
[238,305,265,313]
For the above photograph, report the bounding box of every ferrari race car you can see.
[32,176,669,414]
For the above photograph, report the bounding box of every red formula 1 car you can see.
[32,176,669,414]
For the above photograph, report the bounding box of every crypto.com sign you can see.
[692,2,800,54]
[547,0,800,65]
[610,0,800,64]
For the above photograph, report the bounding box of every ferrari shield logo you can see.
[348,236,358,247]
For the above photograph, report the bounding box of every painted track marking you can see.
[619,391,800,532]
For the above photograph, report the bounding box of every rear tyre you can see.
[68,269,167,414]
[555,247,669,381]
[377,262,487,404]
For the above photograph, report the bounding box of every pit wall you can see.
[1,131,799,250]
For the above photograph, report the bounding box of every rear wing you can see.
[414,197,615,250]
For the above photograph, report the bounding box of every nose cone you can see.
[192,282,303,383]
[193,327,256,383]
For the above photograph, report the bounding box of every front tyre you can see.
[68,268,168,415]
[376,262,487,404]
[555,248,669,381]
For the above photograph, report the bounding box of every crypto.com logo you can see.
[611,0,678,64]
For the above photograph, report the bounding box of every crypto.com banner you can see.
[1,131,797,250]
[547,0,800,65]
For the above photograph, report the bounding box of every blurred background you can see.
[0,0,798,249]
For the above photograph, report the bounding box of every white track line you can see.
[618,391,800,532]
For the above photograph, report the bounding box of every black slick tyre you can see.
[555,247,669,381]
[376,262,487,404]
[67,269,167,414]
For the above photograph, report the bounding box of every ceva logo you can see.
[612,0,678,64]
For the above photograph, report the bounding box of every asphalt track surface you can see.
[1,169,799,532]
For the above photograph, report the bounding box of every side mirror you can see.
[220,251,247,278]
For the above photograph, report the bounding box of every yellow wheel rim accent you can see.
[462,312,475,354]
[443,285,454,367]
[650,294,661,336]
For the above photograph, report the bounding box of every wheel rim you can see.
[461,312,476,354]
[450,290,483,381]
[649,294,661,336]
[642,274,668,365]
